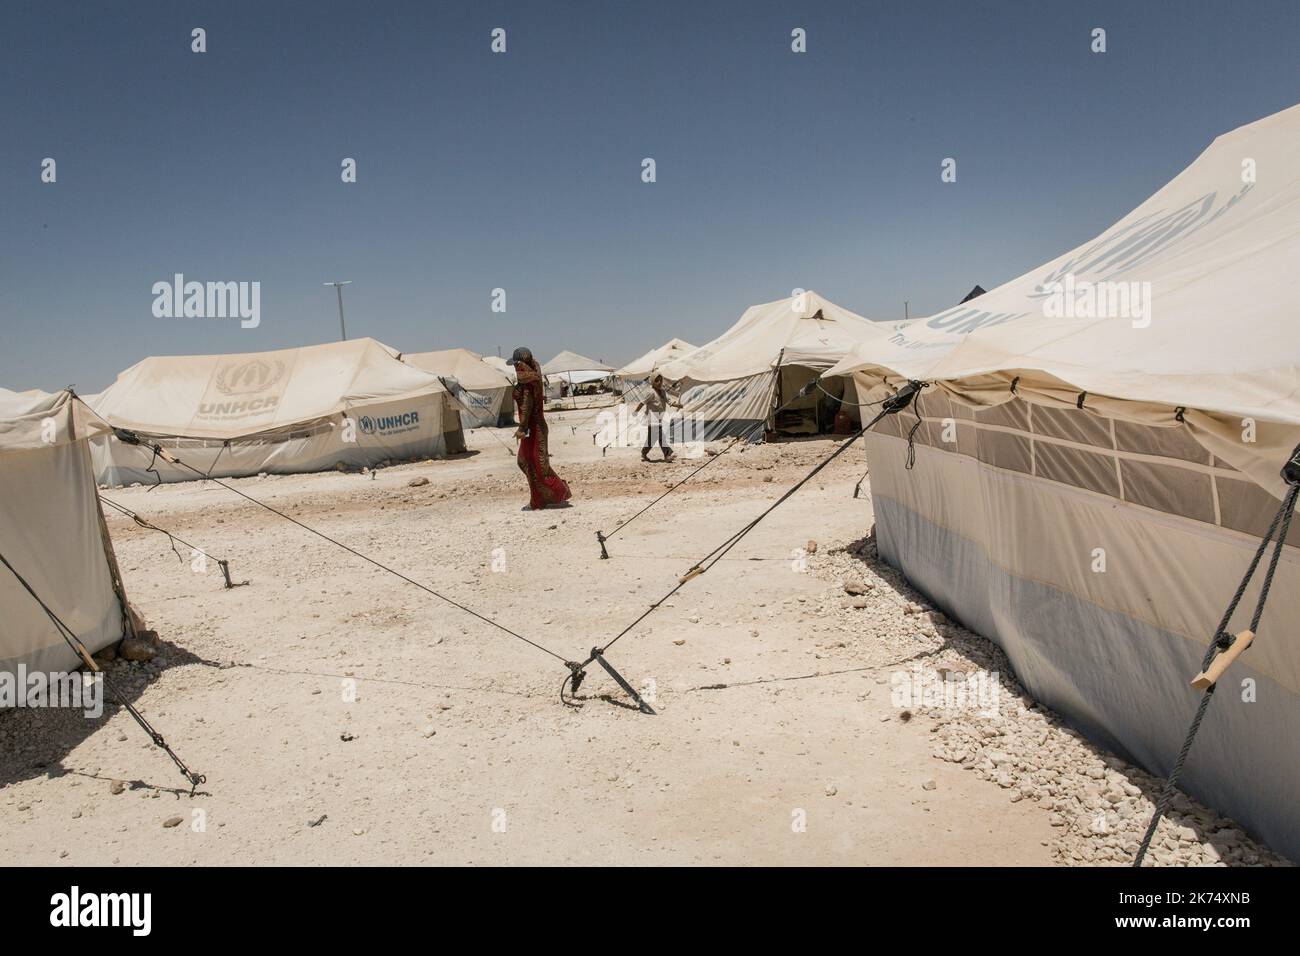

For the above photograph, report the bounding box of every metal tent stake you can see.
[590,648,656,714]
[216,559,249,590]
[568,648,655,714]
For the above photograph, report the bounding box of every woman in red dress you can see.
[507,348,572,510]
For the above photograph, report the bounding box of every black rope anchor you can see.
[1132,442,1300,866]
[852,470,869,499]
[560,649,656,714]
[0,548,205,795]
[99,495,248,589]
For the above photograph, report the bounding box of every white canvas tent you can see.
[0,388,133,676]
[655,291,894,441]
[88,338,466,485]
[614,338,697,406]
[543,350,613,384]
[401,347,515,428]
[827,104,1300,860]
[615,338,697,383]
[482,355,516,383]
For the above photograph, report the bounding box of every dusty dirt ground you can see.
[0,405,1285,865]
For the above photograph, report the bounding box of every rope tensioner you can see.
[1133,440,1300,866]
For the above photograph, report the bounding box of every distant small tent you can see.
[401,348,515,428]
[615,339,697,383]
[959,284,987,303]
[542,351,614,398]
[655,291,895,441]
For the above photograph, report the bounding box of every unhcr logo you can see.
[151,273,260,329]
[358,411,419,436]
[215,359,285,395]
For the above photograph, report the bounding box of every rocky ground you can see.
[0,406,1288,865]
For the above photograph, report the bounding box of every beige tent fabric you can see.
[827,103,1300,496]
[658,290,892,384]
[615,338,697,381]
[400,348,513,427]
[863,426,1300,861]
[401,348,512,393]
[641,291,888,440]
[91,337,450,441]
[86,339,466,484]
[0,387,110,453]
[0,389,127,674]
[482,355,516,383]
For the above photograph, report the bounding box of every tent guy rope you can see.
[1132,444,1300,866]
[0,547,206,794]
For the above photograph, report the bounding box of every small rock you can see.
[921,778,937,791]
[109,780,126,795]
[162,816,183,828]
[119,633,158,662]
[805,540,818,554]
[408,477,430,487]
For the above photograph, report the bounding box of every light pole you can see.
[324,280,352,341]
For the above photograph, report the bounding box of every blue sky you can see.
[2,0,1296,391]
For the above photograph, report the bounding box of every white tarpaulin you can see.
[542,351,613,377]
[482,355,516,383]
[401,347,514,428]
[654,291,893,440]
[88,338,466,484]
[828,103,1300,495]
[615,338,697,381]
[828,104,1300,860]
[0,388,129,676]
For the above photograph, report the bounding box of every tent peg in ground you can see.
[217,559,250,590]
[562,649,655,715]
[589,648,656,714]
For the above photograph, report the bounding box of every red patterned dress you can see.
[513,363,572,510]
